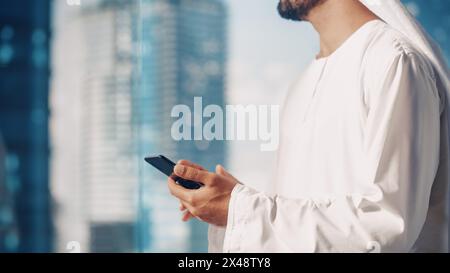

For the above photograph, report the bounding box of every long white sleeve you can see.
[215,52,442,253]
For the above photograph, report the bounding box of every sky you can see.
[226,0,319,190]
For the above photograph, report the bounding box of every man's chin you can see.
[277,1,302,21]
[277,0,325,22]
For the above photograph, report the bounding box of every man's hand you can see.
[168,160,239,226]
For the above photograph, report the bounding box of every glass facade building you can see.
[135,0,227,252]
[52,0,227,252]
[52,0,138,253]
[0,134,18,252]
[0,0,52,252]
[79,0,137,253]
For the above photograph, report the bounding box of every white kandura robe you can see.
[209,20,449,253]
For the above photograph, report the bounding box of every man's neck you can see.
[307,0,379,59]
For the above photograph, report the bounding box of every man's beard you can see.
[277,0,326,21]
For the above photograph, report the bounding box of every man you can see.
[168,0,450,252]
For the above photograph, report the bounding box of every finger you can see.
[174,164,214,185]
[179,202,186,211]
[182,211,194,222]
[216,164,237,180]
[168,177,193,202]
[177,160,206,170]
[180,200,195,221]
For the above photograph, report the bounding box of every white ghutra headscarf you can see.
[360,0,449,103]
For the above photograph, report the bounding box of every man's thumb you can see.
[216,164,235,179]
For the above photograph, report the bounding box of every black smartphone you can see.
[144,155,203,190]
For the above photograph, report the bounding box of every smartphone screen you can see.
[144,155,203,190]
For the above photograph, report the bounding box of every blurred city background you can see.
[0,0,449,253]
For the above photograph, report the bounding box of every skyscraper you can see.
[80,0,137,253]
[52,0,227,253]
[176,0,227,252]
[51,0,137,252]
[0,133,19,253]
[135,0,227,252]
[0,0,52,252]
